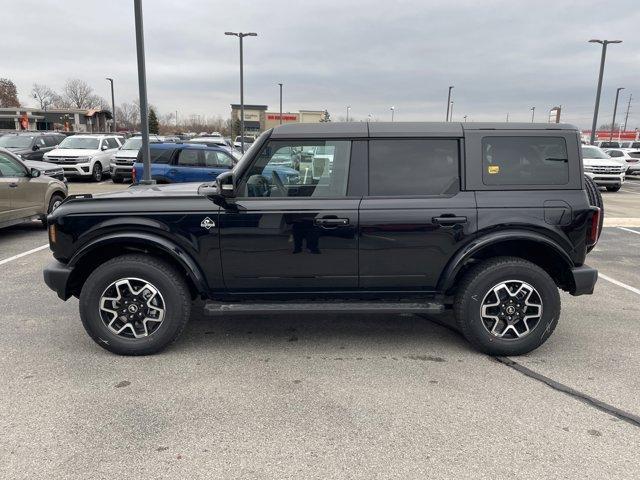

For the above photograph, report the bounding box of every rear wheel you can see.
[41,193,65,226]
[454,257,560,356]
[92,162,103,182]
[79,254,191,355]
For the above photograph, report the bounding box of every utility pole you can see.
[588,39,623,144]
[530,106,535,123]
[506,113,509,122]
[225,31,257,152]
[175,110,178,128]
[133,0,153,184]
[449,101,454,121]
[105,78,116,132]
[623,93,633,132]
[278,83,283,124]
[610,87,625,141]
[446,86,454,121]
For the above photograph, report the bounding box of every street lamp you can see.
[446,86,454,121]
[588,39,623,144]
[225,31,258,152]
[105,77,116,132]
[278,83,283,125]
[346,106,351,122]
[390,106,395,122]
[449,101,454,121]
[530,106,535,123]
[610,87,625,141]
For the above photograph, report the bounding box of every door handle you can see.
[314,217,349,228]
[167,169,178,174]
[432,215,467,226]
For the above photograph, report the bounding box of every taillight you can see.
[132,165,137,181]
[587,207,601,247]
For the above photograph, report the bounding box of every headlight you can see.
[583,166,594,172]
[74,156,91,163]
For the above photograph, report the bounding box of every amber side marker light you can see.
[48,224,57,244]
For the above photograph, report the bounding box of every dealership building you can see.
[230,104,325,134]
[0,107,113,132]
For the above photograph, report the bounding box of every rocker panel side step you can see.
[203,301,445,316]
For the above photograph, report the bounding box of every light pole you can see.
[623,94,633,132]
[390,106,395,122]
[610,87,625,141]
[225,31,257,152]
[278,83,283,125]
[449,101,454,121]
[346,106,351,122]
[446,86,454,121]
[530,106,535,123]
[133,0,153,184]
[105,77,116,132]
[589,39,623,144]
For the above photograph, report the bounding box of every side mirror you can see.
[216,170,235,198]
[101,144,108,151]
[30,168,41,178]
[32,144,40,151]
[198,171,236,209]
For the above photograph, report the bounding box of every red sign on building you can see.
[267,114,298,121]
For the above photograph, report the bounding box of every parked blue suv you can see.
[133,142,300,185]
[133,143,237,184]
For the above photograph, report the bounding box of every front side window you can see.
[369,139,459,196]
[0,152,27,177]
[105,138,119,149]
[607,150,623,158]
[204,151,234,168]
[36,137,46,147]
[241,140,351,198]
[483,136,569,186]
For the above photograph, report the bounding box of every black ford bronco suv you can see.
[43,122,601,356]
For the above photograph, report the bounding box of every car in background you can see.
[0,148,67,229]
[582,145,625,191]
[43,134,123,181]
[604,148,640,175]
[110,135,163,183]
[234,136,255,151]
[595,141,621,149]
[620,141,640,149]
[0,132,65,161]
[132,143,238,184]
[188,137,242,160]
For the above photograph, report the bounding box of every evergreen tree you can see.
[148,108,159,134]
[0,78,20,107]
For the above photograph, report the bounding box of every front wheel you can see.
[79,254,191,355]
[91,162,103,182]
[454,257,560,356]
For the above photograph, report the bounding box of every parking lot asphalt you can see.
[1,181,639,479]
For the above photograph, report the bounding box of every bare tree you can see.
[62,79,105,109]
[31,83,57,109]
[116,102,140,130]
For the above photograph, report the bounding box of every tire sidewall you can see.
[80,260,188,355]
[92,162,103,182]
[459,263,560,356]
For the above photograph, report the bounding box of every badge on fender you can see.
[200,217,216,230]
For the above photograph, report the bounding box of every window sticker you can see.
[488,165,500,174]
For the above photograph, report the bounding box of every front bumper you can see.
[43,260,73,300]
[584,171,624,186]
[110,164,134,178]
[58,164,92,177]
[569,265,598,296]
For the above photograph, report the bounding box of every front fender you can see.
[438,229,574,292]
[68,231,208,295]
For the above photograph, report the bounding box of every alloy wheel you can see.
[480,280,543,339]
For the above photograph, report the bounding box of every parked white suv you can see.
[43,134,122,181]
[582,145,625,192]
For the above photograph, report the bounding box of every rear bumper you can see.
[43,260,73,300]
[569,265,598,296]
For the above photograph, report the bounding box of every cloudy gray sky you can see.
[6,0,640,128]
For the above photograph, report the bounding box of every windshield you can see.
[0,135,34,148]
[582,146,610,159]
[58,137,100,150]
[122,138,143,150]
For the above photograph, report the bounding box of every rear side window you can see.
[138,148,174,164]
[369,139,459,196]
[482,136,568,186]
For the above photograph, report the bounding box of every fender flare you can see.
[68,231,208,295]
[438,230,574,292]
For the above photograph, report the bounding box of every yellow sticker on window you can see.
[488,165,500,174]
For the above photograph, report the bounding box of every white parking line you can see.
[599,273,640,296]
[618,227,640,236]
[0,244,49,266]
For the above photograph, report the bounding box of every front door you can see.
[359,138,477,290]
[220,138,359,291]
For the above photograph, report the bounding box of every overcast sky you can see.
[6,0,640,129]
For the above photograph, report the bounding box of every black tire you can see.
[583,175,604,252]
[92,162,103,182]
[112,175,124,184]
[40,193,65,226]
[454,256,560,356]
[606,185,621,192]
[79,254,191,355]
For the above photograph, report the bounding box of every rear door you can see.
[359,137,477,290]
[0,152,42,220]
[173,148,206,182]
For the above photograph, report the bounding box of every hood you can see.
[4,146,31,154]
[23,159,61,171]
[45,148,100,157]
[95,182,202,199]
[114,149,139,158]
[583,157,622,167]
